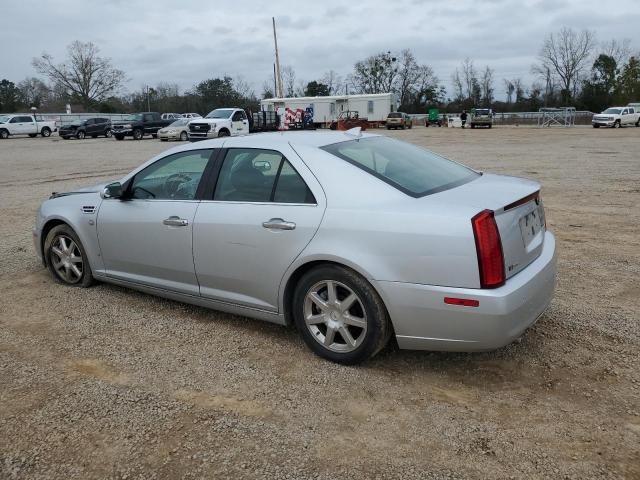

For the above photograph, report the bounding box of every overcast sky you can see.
[1,0,638,99]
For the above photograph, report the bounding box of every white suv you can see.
[188,108,249,140]
[592,106,640,128]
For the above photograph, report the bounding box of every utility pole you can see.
[273,63,277,98]
[272,17,283,98]
[146,85,150,112]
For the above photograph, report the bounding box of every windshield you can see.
[124,113,143,121]
[205,109,234,119]
[602,108,621,114]
[0,115,9,123]
[321,136,479,197]
[170,119,189,127]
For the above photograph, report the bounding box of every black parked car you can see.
[112,112,173,140]
[59,117,112,139]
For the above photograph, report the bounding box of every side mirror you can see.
[101,182,123,199]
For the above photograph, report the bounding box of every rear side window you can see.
[321,136,479,197]
[214,148,315,203]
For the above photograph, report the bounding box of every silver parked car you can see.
[158,118,190,142]
[33,130,556,364]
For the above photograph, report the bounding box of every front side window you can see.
[129,149,212,200]
[321,136,479,197]
[214,149,314,203]
[232,111,245,122]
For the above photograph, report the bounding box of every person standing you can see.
[460,110,468,129]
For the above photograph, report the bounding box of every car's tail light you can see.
[471,210,505,288]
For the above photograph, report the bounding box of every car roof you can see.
[185,130,382,150]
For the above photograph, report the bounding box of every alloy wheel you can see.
[49,235,83,284]
[303,280,367,353]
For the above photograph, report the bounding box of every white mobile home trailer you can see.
[260,93,397,128]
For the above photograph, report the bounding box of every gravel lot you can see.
[1,127,639,479]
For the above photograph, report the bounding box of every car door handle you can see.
[163,216,189,227]
[262,218,296,230]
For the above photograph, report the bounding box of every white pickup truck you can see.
[187,108,249,140]
[592,106,640,128]
[0,114,57,139]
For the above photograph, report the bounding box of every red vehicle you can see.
[329,111,369,131]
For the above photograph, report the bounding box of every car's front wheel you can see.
[44,225,94,287]
[76,130,85,139]
[293,265,391,364]
[180,131,188,141]
[105,128,112,138]
[133,128,143,140]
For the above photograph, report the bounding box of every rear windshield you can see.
[387,113,402,118]
[475,109,490,115]
[321,136,479,197]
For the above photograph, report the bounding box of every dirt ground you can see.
[0,126,638,480]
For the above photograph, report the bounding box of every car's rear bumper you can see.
[375,231,556,351]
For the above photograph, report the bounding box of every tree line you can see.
[0,30,638,115]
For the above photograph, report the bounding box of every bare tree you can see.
[395,49,420,107]
[512,78,525,103]
[17,77,51,108]
[261,80,275,99]
[536,27,596,102]
[321,70,342,95]
[601,38,631,66]
[281,65,296,97]
[504,79,515,104]
[451,69,464,101]
[480,66,494,105]
[351,52,398,94]
[460,58,477,99]
[32,41,125,109]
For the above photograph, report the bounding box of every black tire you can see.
[41,127,51,137]
[471,123,476,129]
[0,129,8,139]
[217,129,230,137]
[179,131,188,141]
[91,135,97,138]
[635,120,639,127]
[133,128,143,140]
[160,138,168,142]
[115,134,125,140]
[76,130,85,140]
[151,133,158,139]
[29,133,37,138]
[408,123,412,129]
[62,136,70,139]
[44,224,94,288]
[386,126,391,130]
[614,120,621,128]
[488,124,492,129]
[293,265,392,365]
[105,128,112,138]
[593,124,600,128]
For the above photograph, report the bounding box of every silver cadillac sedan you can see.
[34,130,556,364]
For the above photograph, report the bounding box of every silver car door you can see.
[193,146,325,311]
[97,148,215,295]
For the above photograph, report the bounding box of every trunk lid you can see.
[430,173,546,280]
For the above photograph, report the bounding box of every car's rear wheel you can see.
[180,131,188,141]
[44,225,94,288]
[293,265,391,364]
[105,128,112,138]
[41,127,51,137]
